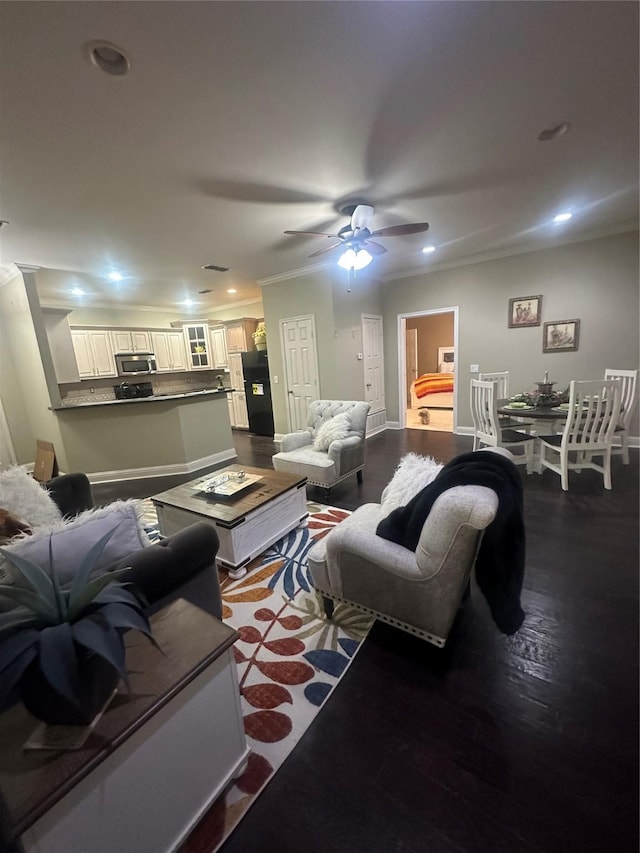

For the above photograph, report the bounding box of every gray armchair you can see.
[272,400,370,491]
[307,447,522,647]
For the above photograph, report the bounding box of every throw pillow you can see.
[379,453,443,518]
[0,466,62,527]
[312,412,352,452]
[1,500,152,587]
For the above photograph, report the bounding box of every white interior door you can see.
[406,328,418,406]
[280,315,320,432]
[362,314,385,413]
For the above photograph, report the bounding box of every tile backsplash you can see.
[59,369,230,406]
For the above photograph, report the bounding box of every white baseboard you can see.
[85,447,237,484]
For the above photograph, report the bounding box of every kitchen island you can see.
[52,390,236,482]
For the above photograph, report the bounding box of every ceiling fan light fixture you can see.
[338,248,373,271]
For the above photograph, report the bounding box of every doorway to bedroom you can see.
[398,308,457,433]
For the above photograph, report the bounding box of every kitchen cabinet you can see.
[225,319,257,353]
[151,331,188,372]
[71,330,117,378]
[210,325,229,369]
[231,390,249,429]
[183,323,211,370]
[227,352,244,391]
[110,330,152,354]
[226,394,236,428]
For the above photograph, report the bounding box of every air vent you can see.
[202,264,230,272]
[198,289,213,294]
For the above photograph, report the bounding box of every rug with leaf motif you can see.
[149,500,374,853]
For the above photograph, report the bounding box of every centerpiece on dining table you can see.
[510,372,569,408]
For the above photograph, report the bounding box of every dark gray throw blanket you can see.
[376,451,526,635]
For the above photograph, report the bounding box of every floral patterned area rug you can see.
[140,500,374,853]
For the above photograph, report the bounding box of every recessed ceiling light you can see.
[85,41,130,77]
[70,287,85,297]
[422,246,436,254]
[538,122,571,142]
[181,299,194,307]
[107,271,123,281]
[553,212,572,223]
[227,288,237,294]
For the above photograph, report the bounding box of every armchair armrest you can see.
[328,434,364,474]
[280,430,313,452]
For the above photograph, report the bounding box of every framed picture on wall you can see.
[542,319,580,352]
[508,295,542,327]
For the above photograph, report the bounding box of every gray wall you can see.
[382,230,640,433]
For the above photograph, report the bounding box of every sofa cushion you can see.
[313,412,352,451]
[0,466,62,527]
[380,453,443,518]
[1,501,151,587]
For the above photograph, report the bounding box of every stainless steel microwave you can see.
[115,353,157,376]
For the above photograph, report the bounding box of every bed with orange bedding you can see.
[410,373,454,409]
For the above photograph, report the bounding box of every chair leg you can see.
[356,470,363,484]
[560,449,569,491]
[604,449,612,490]
[621,434,630,465]
[322,596,335,619]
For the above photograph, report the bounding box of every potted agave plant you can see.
[0,527,157,726]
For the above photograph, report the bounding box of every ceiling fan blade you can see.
[371,222,430,237]
[308,242,343,258]
[364,241,387,256]
[284,230,337,237]
[350,204,375,232]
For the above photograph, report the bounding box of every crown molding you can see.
[0,263,22,287]
[257,261,332,287]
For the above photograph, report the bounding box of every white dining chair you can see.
[470,379,536,472]
[479,371,534,431]
[604,368,638,465]
[538,379,621,490]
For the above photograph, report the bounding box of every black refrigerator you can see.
[241,350,275,436]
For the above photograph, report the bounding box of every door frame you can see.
[0,395,16,468]
[279,313,321,432]
[397,306,459,431]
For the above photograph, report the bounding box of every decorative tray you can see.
[503,403,535,410]
[193,471,263,497]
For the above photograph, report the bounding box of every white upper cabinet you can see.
[111,330,152,353]
[152,331,188,372]
[225,319,257,353]
[210,325,229,369]
[228,352,244,391]
[71,331,117,378]
[183,323,211,370]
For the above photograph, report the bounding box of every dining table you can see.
[497,398,569,472]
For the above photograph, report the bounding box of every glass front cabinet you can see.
[183,323,211,370]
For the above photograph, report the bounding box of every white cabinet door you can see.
[151,333,172,371]
[232,391,249,429]
[71,331,116,378]
[71,332,95,378]
[111,330,133,353]
[184,324,211,370]
[225,322,245,353]
[227,394,236,428]
[228,352,244,390]
[210,327,229,369]
[167,331,188,370]
[89,332,117,377]
[131,331,152,352]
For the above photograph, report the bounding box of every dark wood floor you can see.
[98,428,639,853]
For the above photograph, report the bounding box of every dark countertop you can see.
[54,387,231,411]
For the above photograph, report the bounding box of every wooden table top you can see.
[0,599,238,838]
[151,464,307,529]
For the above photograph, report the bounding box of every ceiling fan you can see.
[284,203,429,268]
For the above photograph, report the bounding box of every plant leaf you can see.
[38,623,81,708]
[68,574,131,622]
[90,584,144,610]
[68,524,124,606]
[0,584,58,622]
[0,545,54,601]
[97,603,160,650]
[47,535,67,622]
[0,645,38,709]
[0,608,41,640]
[72,617,129,688]
[0,629,40,675]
